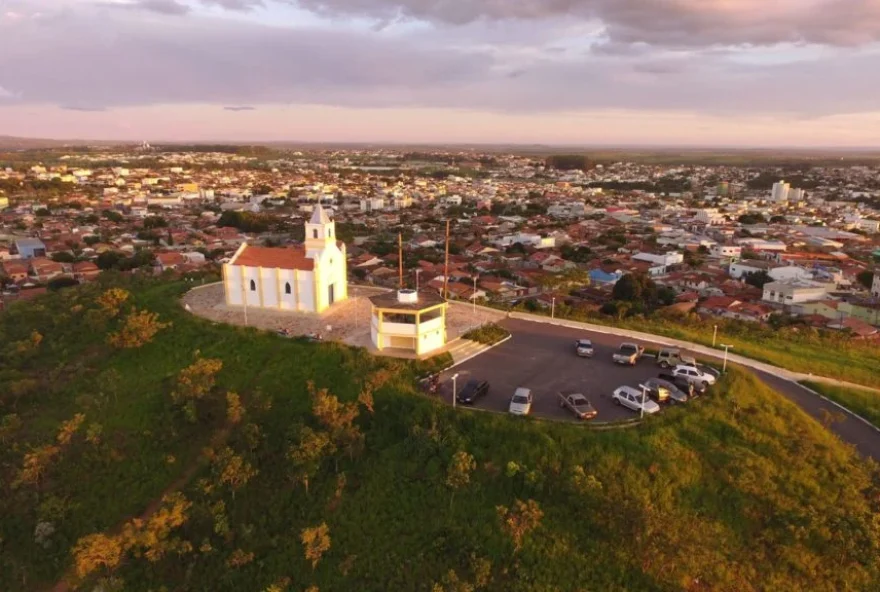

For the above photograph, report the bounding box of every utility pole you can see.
[639,383,648,420]
[398,232,403,289]
[443,220,450,300]
[415,269,422,292]
[712,325,718,347]
[551,297,556,320]
[451,373,459,409]
[472,275,478,316]
[720,344,733,372]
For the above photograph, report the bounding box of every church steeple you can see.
[305,203,335,252]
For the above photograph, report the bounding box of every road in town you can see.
[443,318,880,462]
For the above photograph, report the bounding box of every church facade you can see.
[222,204,348,314]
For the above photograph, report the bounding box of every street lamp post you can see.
[451,373,459,409]
[551,297,556,320]
[472,275,478,317]
[712,325,718,347]
[720,344,733,372]
[415,269,422,292]
[638,383,648,420]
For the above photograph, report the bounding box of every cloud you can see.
[61,105,108,112]
[278,0,880,49]
[1,1,879,120]
[200,0,265,10]
[224,105,256,111]
[0,86,14,98]
[120,0,191,16]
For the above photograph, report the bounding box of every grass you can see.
[462,323,510,346]
[1,277,879,592]
[802,381,880,429]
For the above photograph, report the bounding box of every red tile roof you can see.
[230,245,314,271]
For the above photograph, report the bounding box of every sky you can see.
[1,0,880,146]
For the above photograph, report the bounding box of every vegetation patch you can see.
[1,277,879,592]
[462,323,511,345]
[802,381,880,429]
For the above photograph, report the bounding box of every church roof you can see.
[230,245,315,271]
[310,203,331,225]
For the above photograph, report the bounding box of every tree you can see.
[226,392,245,424]
[72,532,125,579]
[173,357,223,421]
[212,447,258,495]
[107,309,171,349]
[738,213,766,225]
[51,251,76,263]
[289,427,333,494]
[96,250,123,270]
[856,271,874,291]
[48,276,80,291]
[446,450,476,492]
[96,288,131,318]
[496,499,543,553]
[102,209,123,223]
[744,270,772,289]
[301,523,331,569]
[143,215,168,229]
[612,273,657,305]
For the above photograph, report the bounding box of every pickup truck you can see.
[558,390,598,420]
[612,342,645,366]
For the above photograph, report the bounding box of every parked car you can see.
[640,378,670,404]
[656,348,693,369]
[508,387,533,416]
[558,390,598,420]
[651,377,690,403]
[574,339,594,358]
[658,372,703,395]
[672,365,716,390]
[676,358,722,378]
[612,342,645,366]
[456,379,489,405]
[611,385,661,415]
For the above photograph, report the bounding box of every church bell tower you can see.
[305,203,335,254]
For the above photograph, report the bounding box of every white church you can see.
[222,204,348,313]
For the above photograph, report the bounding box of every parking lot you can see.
[439,318,697,423]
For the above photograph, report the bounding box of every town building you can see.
[222,204,347,313]
[762,280,832,305]
[368,288,447,357]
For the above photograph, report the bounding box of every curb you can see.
[447,334,513,370]
[448,399,646,430]
[795,381,880,435]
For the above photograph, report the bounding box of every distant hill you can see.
[0,135,132,150]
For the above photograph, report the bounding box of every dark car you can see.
[456,379,490,404]
[658,372,703,395]
[641,378,671,404]
[648,377,689,404]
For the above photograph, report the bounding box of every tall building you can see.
[771,181,790,203]
[788,188,806,202]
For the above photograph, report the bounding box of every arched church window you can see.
[328,228,332,237]
[250,279,256,291]
[285,282,292,294]
[313,229,318,239]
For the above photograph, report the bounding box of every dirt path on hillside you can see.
[50,428,231,592]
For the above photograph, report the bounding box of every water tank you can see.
[397,289,418,304]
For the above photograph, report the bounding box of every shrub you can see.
[462,323,510,345]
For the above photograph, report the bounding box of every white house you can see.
[729,261,812,282]
[710,244,742,259]
[762,280,831,305]
[222,204,347,313]
[872,274,880,298]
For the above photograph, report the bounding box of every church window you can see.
[312,229,318,239]
[285,282,292,294]
[328,228,332,237]
[250,279,256,291]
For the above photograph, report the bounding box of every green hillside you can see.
[1,277,878,592]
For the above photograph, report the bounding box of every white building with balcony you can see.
[368,289,448,357]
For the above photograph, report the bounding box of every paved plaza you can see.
[182,282,504,356]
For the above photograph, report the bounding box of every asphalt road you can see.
[442,318,880,462]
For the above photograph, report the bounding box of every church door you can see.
[328,283,335,305]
